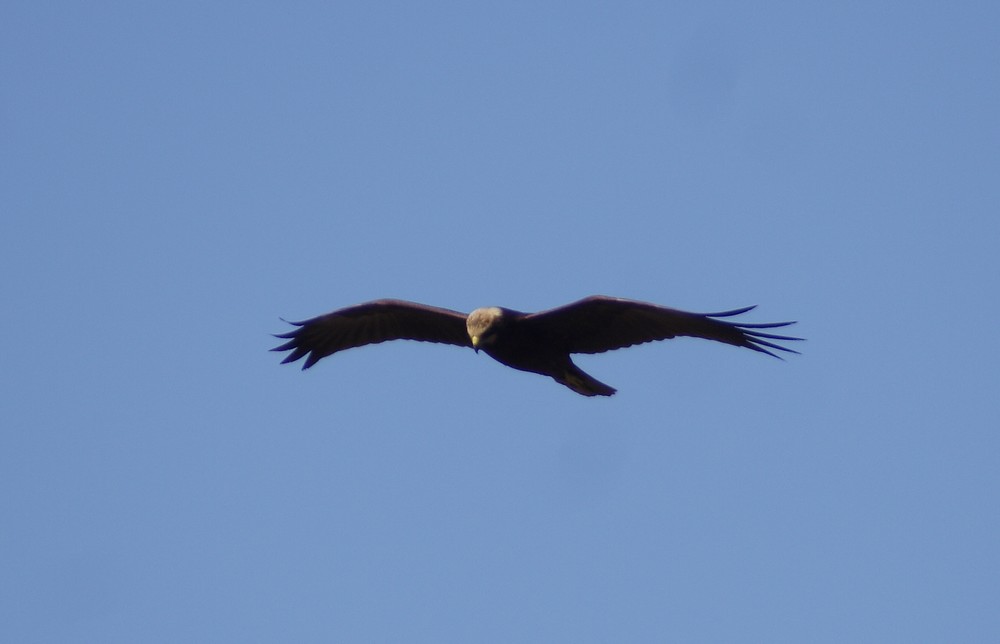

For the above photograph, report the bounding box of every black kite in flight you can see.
[273,296,801,396]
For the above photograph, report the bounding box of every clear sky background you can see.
[3,2,998,642]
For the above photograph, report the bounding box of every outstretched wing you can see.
[273,299,471,369]
[523,296,802,357]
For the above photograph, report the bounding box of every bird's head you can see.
[466,307,505,353]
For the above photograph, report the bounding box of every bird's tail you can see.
[557,364,616,397]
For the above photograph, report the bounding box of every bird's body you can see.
[273,296,801,396]
[465,306,617,395]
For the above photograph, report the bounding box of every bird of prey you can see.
[272,296,801,397]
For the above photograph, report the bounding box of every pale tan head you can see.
[466,307,504,350]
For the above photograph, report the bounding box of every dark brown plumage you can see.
[273,296,802,396]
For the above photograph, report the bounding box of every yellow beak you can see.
[471,335,480,351]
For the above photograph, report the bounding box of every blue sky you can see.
[2,2,998,642]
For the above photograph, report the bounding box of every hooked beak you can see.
[471,335,480,353]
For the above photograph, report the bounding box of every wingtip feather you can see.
[707,305,757,318]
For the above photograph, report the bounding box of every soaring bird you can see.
[272,296,801,396]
